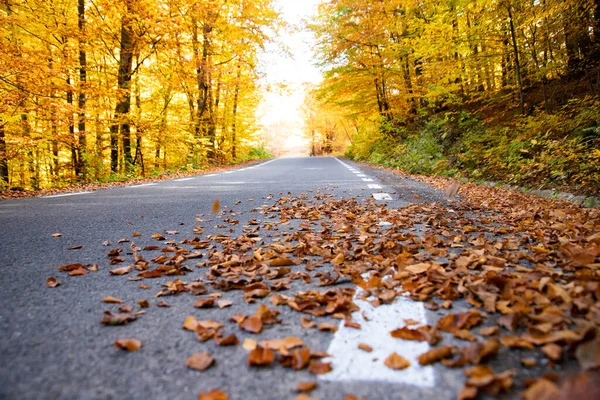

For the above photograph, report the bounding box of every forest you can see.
[1,0,599,197]
[0,0,278,190]
[306,0,600,197]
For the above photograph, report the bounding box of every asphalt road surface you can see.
[0,157,504,400]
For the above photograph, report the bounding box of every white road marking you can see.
[43,191,93,198]
[373,193,392,200]
[224,171,235,174]
[362,178,374,182]
[321,294,433,385]
[357,174,367,177]
[129,183,158,188]
[174,178,194,182]
[368,184,382,189]
[204,174,218,177]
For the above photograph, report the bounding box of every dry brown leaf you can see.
[296,381,317,393]
[247,346,275,366]
[269,257,296,267]
[317,322,338,332]
[137,299,150,308]
[384,353,411,370]
[417,345,454,365]
[217,299,233,308]
[182,316,198,331]
[109,265,131,276]
[186,352,215,371]
[308,360,332,375]
[358,343,373,352]
[212,199,220,213]
[114,338,142,351]
[541,343,562,360]
[102,296,123,304]
[291,348,311,370]
[198,389,228,400]
[240,316,263,333]
[51,233,62,237]
[242,338,257,351]
[521,379,559,400]
[260,337,304,352]
[46,277,61,288]
[301,316,316,329]
[68,267,88,276]
[214,334,238,346]
[194,298,215,308]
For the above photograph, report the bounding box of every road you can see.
[0,157,545,399]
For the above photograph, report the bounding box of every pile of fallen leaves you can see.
[49,179,599,399]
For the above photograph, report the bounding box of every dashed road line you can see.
[321,287,433,385]
[174,178,194,182]
[372,193,392,200]
[362,178,374,182]
[368,184,382,189]
[129,183,158,188]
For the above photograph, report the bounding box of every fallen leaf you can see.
[296,381,317,393]
[68,245,83,250]
[46,277,61,288]
[186,352,215,371]
[260,337,304,352]
[114,338,142,351]
[214,334,238,346]
[307,360,332,375]
[137,299,150,308]
[212,199,220,213]
[101,310,139,326]
[198,389,228,400]
[521,379,559,400]
[102,296,123,304]
[247,346,275,366]
[541,343,562,360]
[317,322,338,332]
[109,265,132,276]
[358,343,373,352]
[417,345,454,365]
[243,338,257,351]
[51,233,62,237]
[194,298,215,308]
[217,299,233,308]
[384,352,411,370]
[240,316,263,333]
[69,267,88,276]
[58,263,84,271]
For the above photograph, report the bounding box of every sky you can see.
[256,0,323,156]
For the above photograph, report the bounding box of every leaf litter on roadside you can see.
[54,176,599,399]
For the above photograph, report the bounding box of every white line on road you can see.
[357,174,367,177]
[43,191,93,198]
[204,174,218,177]
[362,178,374,182]
[368,184,382,189]
[129,183,158,188]
[174,178,194,182]
[373,193,392,200]
[321,294,433,385]
[224,171,235,174]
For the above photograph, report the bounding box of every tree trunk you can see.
[507,3,525,114]
[0,121,8,187]
[110,2,135,173]
[77,0,87,180]
[231,62,241,160]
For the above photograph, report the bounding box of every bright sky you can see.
[256,0,323,156]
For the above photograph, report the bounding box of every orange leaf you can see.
[240,316,263,333]
[384,352,411,370]
[296,381,317,393]
[198,389,228,400]
[102,296,123,304]
[186,352,215,371]
[114,338,142,351]
[109,265,131,276]
[307,360,332,375]
[46,277,61,288]
[358,343,373,352]
[212,199,220,214]
[247,346,275,366]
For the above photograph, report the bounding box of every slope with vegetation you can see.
[0,0,278,191]
[307,0,600,197]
